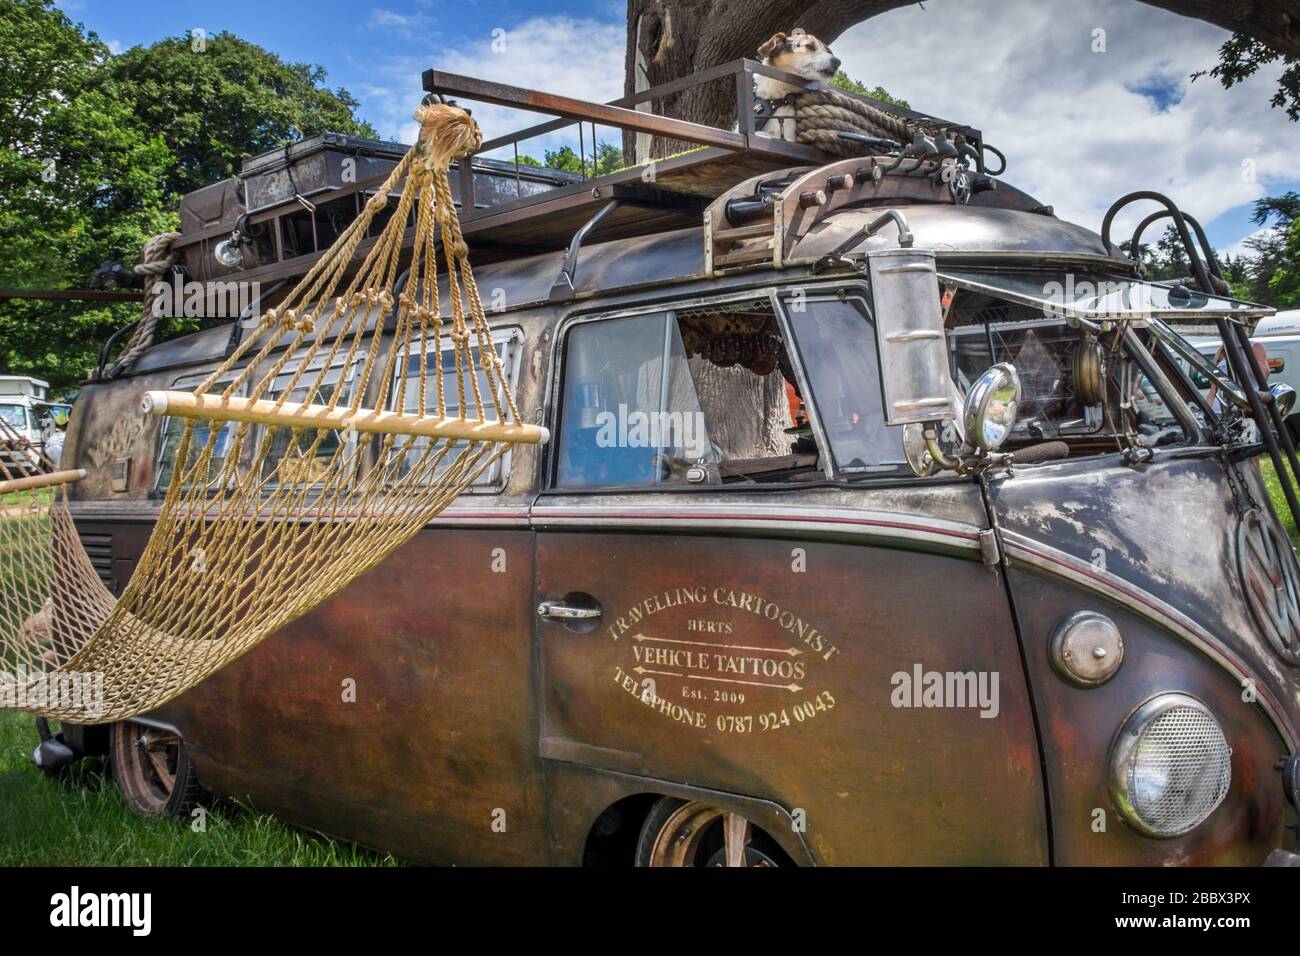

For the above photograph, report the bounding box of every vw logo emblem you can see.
[1237,509,1300,665]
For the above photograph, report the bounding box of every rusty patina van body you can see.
[54,190,1300,866]
[37,59,1300,865]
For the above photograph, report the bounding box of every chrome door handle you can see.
[537,600,602,622]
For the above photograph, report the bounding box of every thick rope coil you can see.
[790,88,955,159]
[107,231,183,377]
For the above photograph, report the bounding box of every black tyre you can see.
[109,720,203,817]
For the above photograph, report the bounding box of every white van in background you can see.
[0,375,51,464]
[1183,310,1300,439]
[1249,309,1300,439]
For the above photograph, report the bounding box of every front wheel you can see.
[634,797,792,867]
[109,721,202,817]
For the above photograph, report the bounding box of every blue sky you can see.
[55,0,1300,257]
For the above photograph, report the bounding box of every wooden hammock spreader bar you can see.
[0,468,87,496]
[141,391,550,445]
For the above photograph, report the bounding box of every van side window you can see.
[260,353,360,485]
[555,301,813,488]
[388,328,523,489]
[154,371,242,491]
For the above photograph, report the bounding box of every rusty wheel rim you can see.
[113,721,180,814]
[647,802,777,867]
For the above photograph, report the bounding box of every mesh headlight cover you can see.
[1110,694,1232,838]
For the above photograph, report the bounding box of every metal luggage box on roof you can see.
[240,133,410,213]
[239,131,585,214]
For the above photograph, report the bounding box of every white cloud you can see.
[369,8,428,31]
[106,38,123,55]
[832,0,1300,241]
[1219,226,1275,262]
[352,16,626,155]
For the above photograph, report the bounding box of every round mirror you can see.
[1270,382,1297,419]
[963,363,1021,451]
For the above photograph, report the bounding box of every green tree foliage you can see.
[0,1,374,392]
[516,142,625,176]
[1195,33,1299,122]
[831,71,910,110]
[1124,225,1194,282]
[1236,192,1300,306]
[1268,220,1300,307]
[0,0,174,393]
[104,31,377,199]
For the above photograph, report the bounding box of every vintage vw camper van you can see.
[32,65,1300,866]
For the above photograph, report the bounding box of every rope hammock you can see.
[0,104,548,723]
[0,422,108,708]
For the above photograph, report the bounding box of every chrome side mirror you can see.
[1270,382,1297,419]
[963,363,1021,451]
[865,247,958,425]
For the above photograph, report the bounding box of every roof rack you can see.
[424,59,988,257]
[163,60,988,289]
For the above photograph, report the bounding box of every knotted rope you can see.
[107,231,183,377]
[788,88,971,161]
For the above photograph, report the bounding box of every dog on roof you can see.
[754,28,842,141]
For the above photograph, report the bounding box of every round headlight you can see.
[214,237,244,268]
[1270,382,1297,418]
[1110,694,1232,838]
[963,363,1021,451]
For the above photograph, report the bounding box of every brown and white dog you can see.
[754,28,842,141]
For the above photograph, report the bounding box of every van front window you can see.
[945,286,1193,453]
[784,296,906,475]
[555,300,816,488]
[0,405,25,429]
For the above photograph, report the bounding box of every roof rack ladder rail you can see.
[1103,190,1300,529]
[1128,209,1229,295]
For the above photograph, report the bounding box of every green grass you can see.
[0,710,403,866]
[1260,458,1300,548]
[0,487,52,508]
